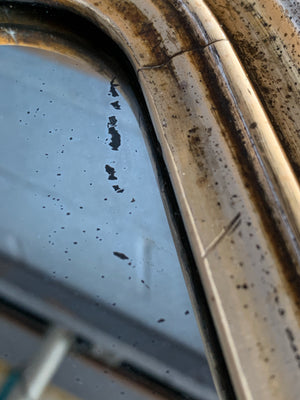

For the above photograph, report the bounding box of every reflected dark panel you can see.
[0,314,162,400]
[0,45,217,400]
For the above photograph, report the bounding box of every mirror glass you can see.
[0,45,217,400]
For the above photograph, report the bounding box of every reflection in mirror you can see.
[0,314,163,400]
[0,45,217,399]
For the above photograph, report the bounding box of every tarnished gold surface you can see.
[202,0,300,177]
[0,1,299,399]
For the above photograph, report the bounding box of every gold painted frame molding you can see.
[1,1,300,399]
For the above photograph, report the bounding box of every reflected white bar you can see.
[7,326,73,400]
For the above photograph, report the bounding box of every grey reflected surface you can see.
[0,46,203,352]
[0,315,160,400]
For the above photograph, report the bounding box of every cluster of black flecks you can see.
[105,78,124,194]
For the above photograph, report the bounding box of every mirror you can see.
[0,43,217,400]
